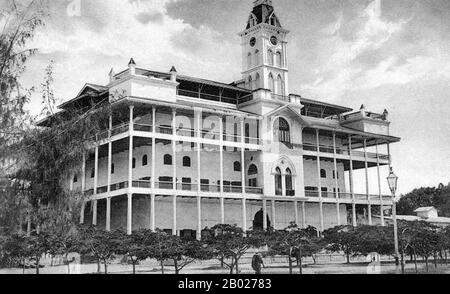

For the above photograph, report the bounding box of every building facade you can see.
[41,0,400,239]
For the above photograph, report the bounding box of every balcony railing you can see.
[177,89,237,104]
[111,123,129,137]
[302,143,389,160]
[272,94,291,103]
[134,123,152,133]
[246,187,264,194]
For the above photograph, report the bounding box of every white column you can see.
[81,153,86,193]
[151,107,156,190]
[127,193,132,235]
[242,198,247,232]
[363,139,372,225]
[240,118,246,195]
[348,136,357,227]
[294,201,299,226]
[376,143,385,226]
[263,199,268,230]
[94,146,99,195]
[271,200,276,230]
[172,110,177,191]
[151,107,156,231]
[150,194,156,231]
[80,201,85,224]
[197,196,202,240]
[106,197,111,231]
[196,110,202,193]
[333,132,341,226]
[128,106,134,190]
[107,116,112,194]
[92,200,97,226]
[316,129,324,232]
[219,116,225,224]
[172,195,177,236]
[80,153,86,224]
[301,201,306,228]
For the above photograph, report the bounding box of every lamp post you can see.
[386,167,400,268]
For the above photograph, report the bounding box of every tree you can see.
[323,225,358,264]
[78,226,121,274]
[267,223,319,274]
[203,224,267,274]
[116,230,152,274]
[164,235,213,274]
[26,231,50,274]
[2,233,31,274]
[397,183,450,217]
[145,230,172,274]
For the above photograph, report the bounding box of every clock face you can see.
[250,37,256,47]
[270,36,278,46]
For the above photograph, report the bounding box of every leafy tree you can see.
[203,224,267,274]
[164,235,213,274]
[116,230,153,274]
[26,231,50,274]
[78,226,121,274]
[267,223,320,274]
[323,225,358,264]
[2,233,30,274]
[145,230,172,274]
[397,183,450,217]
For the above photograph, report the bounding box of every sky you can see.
[7,0,450,195]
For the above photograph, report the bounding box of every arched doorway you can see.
[253,208,271,231]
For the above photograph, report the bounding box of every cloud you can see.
[302,0,409,99]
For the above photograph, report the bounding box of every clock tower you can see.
[239,0,289,96]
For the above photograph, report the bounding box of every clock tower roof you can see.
[246,0,282,30]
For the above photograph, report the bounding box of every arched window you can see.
[164,154,172,165]
[248,164,258,176]
[274,118,291,144]
[183,156,191,167]
[142,155,148,166]
[255,73,260,89]
[275,74,283,95]
[269,13,277,26]
[254,50,260,66]
[320,169,327,178]
[111,163,115,174]
[248,75,253,90]
[267,49,274,66]
[275,167,282,196]
[286,168,293,196]
[73,175,78,183]
[249,14,257,27]
[276,51,282,67]
[90,168,95,178]
[132,158,136,169]
[234,161,241,172]
[268,73,275,92]
[247,52,252,69]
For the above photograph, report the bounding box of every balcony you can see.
[302,143,390,161]
[177,89,238,105]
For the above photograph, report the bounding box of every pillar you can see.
[363,139,372,225]
[333,132,341,226]
[81,153,86,193]
[316,129,324,232]
[80,201,85,224]
[107,115,112,194]
[128,105,134,190]
[92,200,97,226]
[172,109,177,191]
[376,143,385,226]
[172,195,177,236]
[242,198,247,232]
[151,108,156,231]
[294,200,299,226]
[271,200,276,230]
[219,116,225,224]
[348,136,357,227]
[197,196,202,240]
[150,194,156,231]
[301,201,306,228]
[262,199,268,230]
[127,193,132,235]
[94,146,99,195]
[106,197,111,231]
[240,117,246,195]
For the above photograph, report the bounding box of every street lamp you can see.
[386,167,400,268]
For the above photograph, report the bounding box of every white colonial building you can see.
[39,0,400,239]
